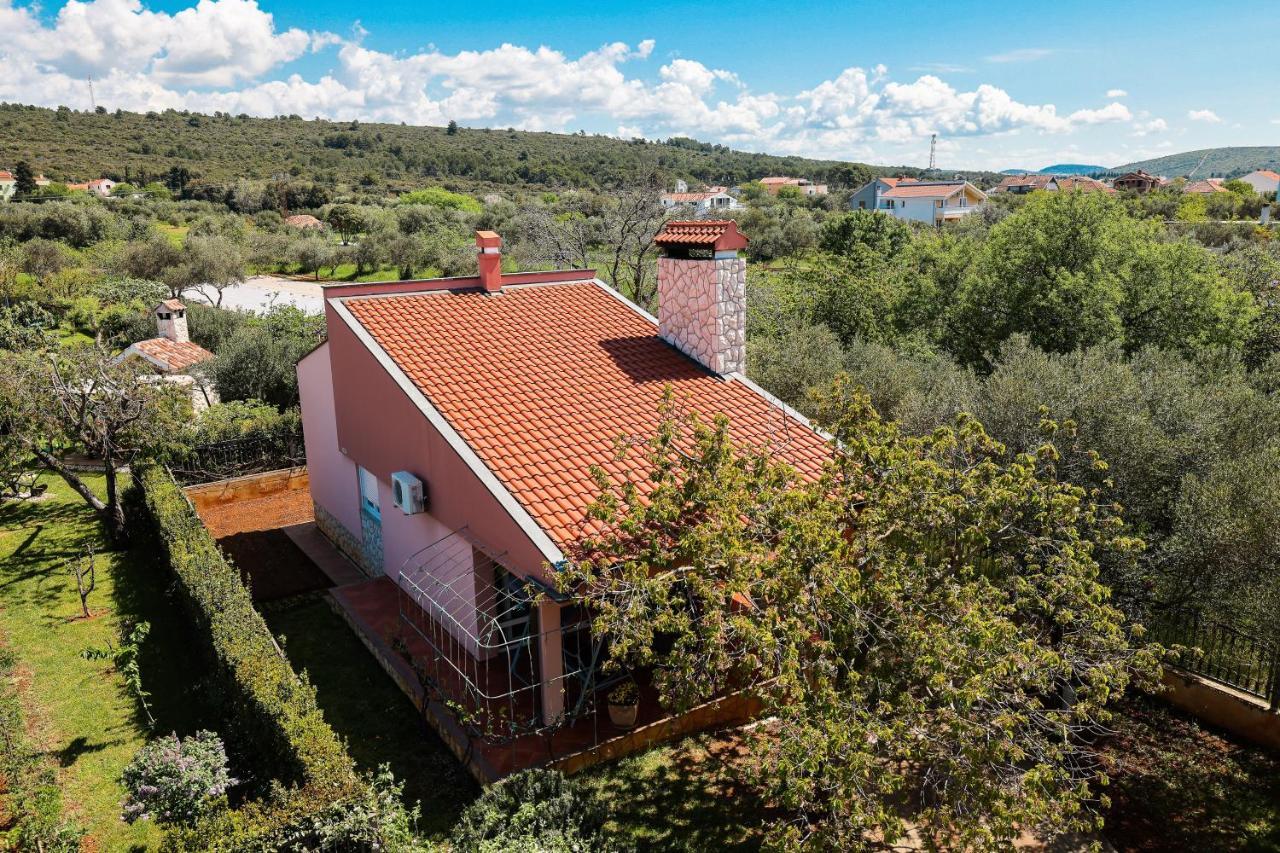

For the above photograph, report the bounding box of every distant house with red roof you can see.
[1240,169,1280,195]
[1112,170,1165,194]
[853,179,985,226]
[757,176,828,196]
[296,222,825,775]
[849,176,919,210]
[660,187,740,213]
[1182,178,1228,194]
[0,170,15,202]
[116,300,217,411]
[1056,176,1114,194]
[990,174,1059,195]
[285,213,325,229]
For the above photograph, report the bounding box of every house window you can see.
[936,200,944,208]
[858,200,866,209]
[358,466,380,520]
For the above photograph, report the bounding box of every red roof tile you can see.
[342,281,828,548]
[882,181,969,199]
[654,220,748,251]
[131,338,214,372]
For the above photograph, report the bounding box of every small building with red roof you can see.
[858,179,986,226]
[296,221,826,768]
[0,170,15,202]
[115,300,217,411]
[1240,169,1280,195]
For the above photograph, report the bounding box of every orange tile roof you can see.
[654,220,748,251]
[0,171,13,181]
[342,281,829,547]
[663,191,720,202]
[1183,179,1228,194]
[882,181,967,199]
[131,338,214,372]
[1250,170,1280,181]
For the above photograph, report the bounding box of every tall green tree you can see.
[564,385,1160,850]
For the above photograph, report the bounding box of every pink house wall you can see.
[323,302,555,582]
[297,343,360,537]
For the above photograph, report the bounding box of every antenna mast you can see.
[87,77,96,112]
[928,133,937,171]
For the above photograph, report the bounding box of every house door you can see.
[357,466,384,575]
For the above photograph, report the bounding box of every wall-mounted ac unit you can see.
[390,471,426,514]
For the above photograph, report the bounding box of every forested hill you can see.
[1113,146,1280,179]
[0,102,929,194]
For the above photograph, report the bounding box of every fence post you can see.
[1270,646,1280,713]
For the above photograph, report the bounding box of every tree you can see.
[326,203,365,244]
[384,234,428,281]
[0,344,185,544]
[68,544,97,618]
[179,236,246,307]
[21,238,70,284]
[115,237,185,296]
[564,385,1160,849]
[819,209,912,258]
[13,161,36,198]
[598,185,669,310]
[294,234,335,281]
[446,119,459,135]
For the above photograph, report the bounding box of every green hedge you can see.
[132,465,356,797]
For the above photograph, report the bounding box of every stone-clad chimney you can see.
[654,220,749,375]
[475,230,502,293]
[154,299,189,343]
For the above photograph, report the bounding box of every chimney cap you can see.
[154,298,186,313]
[655,220,748,252]
[475,230,502,249]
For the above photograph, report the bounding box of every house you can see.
[1112,170,1164,193]
[991,174,1059,194]
[86,178,116,197]
[285,213,325,229]
[872,180,986,225]
[1182,178,1228,194]
[295,223,828,750]
[1056,176,1114,194]
[1239,170,1280,195]
[0,170,14,201]
[848,177,918,210]
[660,188,740,214]
[115,300,217,411]
[757,176,828,196]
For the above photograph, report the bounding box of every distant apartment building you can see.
[1112,170,1165,193]
[855,179,986,226]
[758,176,828,196]
[1239,169,1280,195]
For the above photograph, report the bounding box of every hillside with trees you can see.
[1114,146,1280,179]
[0,103,950,196]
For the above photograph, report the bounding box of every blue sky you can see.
[0,0,1273,169]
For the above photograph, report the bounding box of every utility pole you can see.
[928,133,937,172]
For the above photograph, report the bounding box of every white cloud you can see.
[985,48,1056,63]
[0,0,1154,168]
[1131,117,1168,136]
[1106,88,1128,98]
[1187,108,1222,123]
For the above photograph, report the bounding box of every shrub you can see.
[451,769,609,853]
[131,466,355,793]
[122,731,235,825]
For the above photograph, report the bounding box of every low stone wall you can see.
[1160,669,1280,751]
[183,467,309,513]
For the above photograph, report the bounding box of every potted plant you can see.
[607,680,639,729]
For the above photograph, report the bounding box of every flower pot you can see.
[608,701,638,729]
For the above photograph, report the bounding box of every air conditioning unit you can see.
[390,471,426,514]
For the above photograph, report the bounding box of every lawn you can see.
[265,597,479,840]
[0,474,211,850]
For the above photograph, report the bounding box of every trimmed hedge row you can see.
[132,465,357,798]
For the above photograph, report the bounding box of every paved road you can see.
[193,275,325,314]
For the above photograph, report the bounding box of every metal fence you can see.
[170,430,305,486]
[1152,611,1280,710]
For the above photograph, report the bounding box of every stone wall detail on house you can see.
[657,255,746,376]
[314,500,377,578]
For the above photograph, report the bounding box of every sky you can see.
[0,0,1273,171]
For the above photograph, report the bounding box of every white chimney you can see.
[654,220,749,375]
[154,300,189,343]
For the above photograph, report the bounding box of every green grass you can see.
[581,733,769,851]
[157,223,188,247]
[0,474,211,850]
[265,598,478,840]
